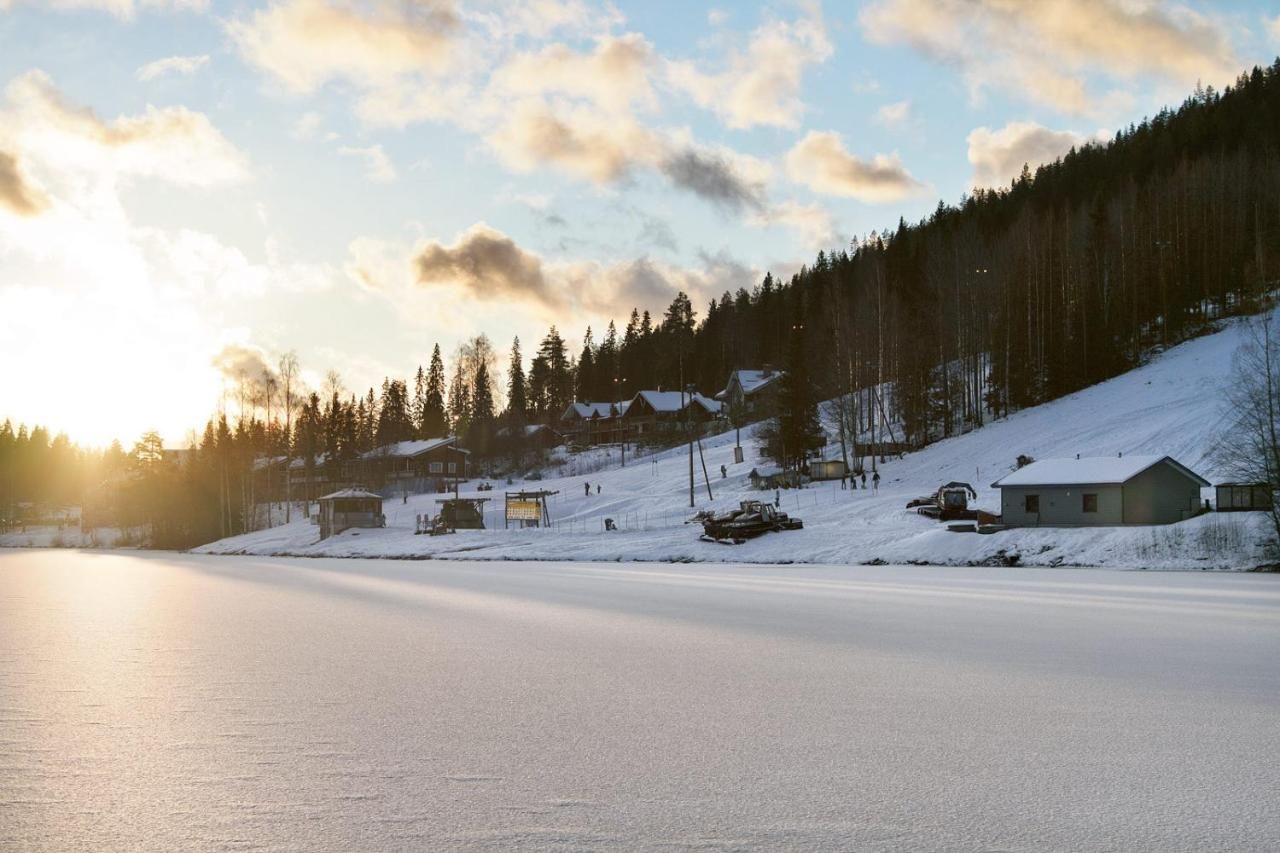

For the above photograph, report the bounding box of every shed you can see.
[991,455,1209,527]
[809,459,848,481]
[1215,482,1271,512]
[317,488,384,540]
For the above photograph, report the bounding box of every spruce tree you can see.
[423,345,447,437]
[506,336,527,425]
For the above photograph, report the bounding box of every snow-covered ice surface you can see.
[1,550,1277,851]
[197,314,1276,569]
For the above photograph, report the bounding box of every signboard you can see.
[505,500,542,521]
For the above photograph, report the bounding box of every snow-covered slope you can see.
[196,314,1275,569]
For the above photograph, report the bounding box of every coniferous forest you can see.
[4,61,1280,546]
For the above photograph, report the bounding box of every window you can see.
[1083,493,1098,513]
[447,462,457,474]
[1024,494,1040,513]
[429,462,443,473]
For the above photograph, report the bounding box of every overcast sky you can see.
[1,0,1277,446]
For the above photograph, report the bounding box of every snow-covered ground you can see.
[196,313,1276,570]
[3,550,1278,850]
[0,525,126,549]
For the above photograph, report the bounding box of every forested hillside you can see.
[671,61,1280,445]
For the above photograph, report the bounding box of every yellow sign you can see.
[506,500,541,521]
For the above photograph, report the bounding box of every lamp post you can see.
[613,376,626,467]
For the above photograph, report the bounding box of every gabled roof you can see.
[561,401,627,421]
[625,390,722,415]
[990,455,1210,489]
[716,369,783,400]
[360,436,465,460]
[318,488,383,501]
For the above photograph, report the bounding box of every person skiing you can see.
[872,471,881,492]
[861,471,867,489]
[596,484,601,494]
[720,464,727,479]
[584,481,591,497]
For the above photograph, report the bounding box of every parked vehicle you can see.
[696,500,803,544]
[906,482,979,521]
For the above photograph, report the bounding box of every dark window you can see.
[1083,493,1098,513]
[1025,494,1040,513]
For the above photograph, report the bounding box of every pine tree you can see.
[537,326,572,418]
[577,326,596,401]
[448,361,470,437]
[764,300,825,471]
[423,345,447,437]
[411,364,427,437]
[469,361,496,456]
[506,336,527,424]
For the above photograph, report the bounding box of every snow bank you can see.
[196,314,1277,570]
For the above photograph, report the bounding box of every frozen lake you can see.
[2,551,1278,851]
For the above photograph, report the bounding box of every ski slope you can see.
[196,314,1275,570]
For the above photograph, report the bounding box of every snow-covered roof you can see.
[251,454,287,471]
[318,488,383,501]
[627,390,721,415]
[562,401,627,420]
[991,455,1210,488]
[496,424,564,439]
[716,369,783,400]
[360,437,461,460]
[288,453,327,470]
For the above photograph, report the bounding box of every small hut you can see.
[317,488,384,540]
[809,459,848,481]
[1215,483,1271,512]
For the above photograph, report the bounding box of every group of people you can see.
[841,470,880,491]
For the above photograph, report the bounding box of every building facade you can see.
[992,455,1209,527]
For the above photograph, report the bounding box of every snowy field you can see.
[197,313,1276,570]
[2,550,1277,851]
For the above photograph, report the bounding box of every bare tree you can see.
[1216,314,1280,541]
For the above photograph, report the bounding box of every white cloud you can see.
[471,0,624,42]
[1,70,247,189]
[489,33,656,114]
[0,148,48,216]
[875,99,911,127]
[136,54,209,81]
[228,0,458,92]
[860,0,1239,116]
[667,5,832,129]
[1268,15,1280,45]
[785,130,924,203]
[966,121,1102,188]
[227,0,466,126]
[749,200,838,250]
[291,111,322,140]
[487,100,659,184]
[338,143,397,183]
